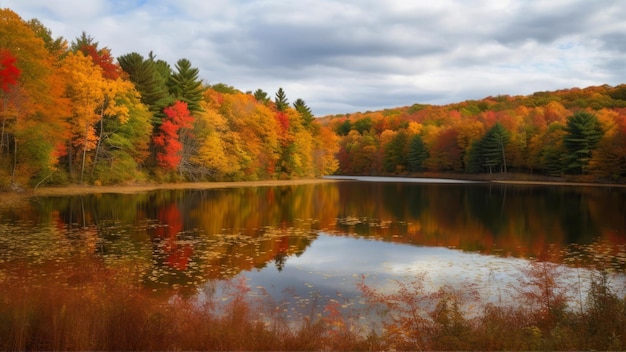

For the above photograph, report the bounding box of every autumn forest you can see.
[2,8,626,189]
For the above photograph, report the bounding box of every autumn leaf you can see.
[0,49,20,92]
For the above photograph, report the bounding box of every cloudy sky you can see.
[4,0,626,116]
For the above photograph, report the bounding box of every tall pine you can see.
[168,58,203,114]
[118,52,172,123]
[274,88,289,111]
[563,111,603,174]
[293,98,314,127]
[407,135,428,172]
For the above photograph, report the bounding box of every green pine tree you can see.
[118,52,172,124]
[168,58,204,114]
[274,87,289,111]
[466,123,509,173]
[293,98,314,126]
[563,111,603,174]
[253,88,269,103]
[384,130,409,173]
[407,135,429,172]
[481,123,510,173]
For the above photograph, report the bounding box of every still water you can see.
[2,178,626,315]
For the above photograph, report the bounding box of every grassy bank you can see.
[2,258,625,351]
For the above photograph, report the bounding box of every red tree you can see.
[153,101,193,170]
[0,49,20,92]
[80,45,119,80]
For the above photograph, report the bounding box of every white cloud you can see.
[4,0,626,116]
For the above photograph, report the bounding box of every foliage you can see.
[168,58,204,114]
[293,98,314,127]
[153,101,193,170]
[117,52,173,123]
[274,87,289,111]
[467,122,510,173]
[563,111,603,174]
[0,49,20,92]
[326,84,626,181]
[252,88,269,103]
[0,9,71,186]
[407,134,428,172]
[384,129,409,173]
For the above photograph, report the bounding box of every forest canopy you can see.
[322,87,626,181]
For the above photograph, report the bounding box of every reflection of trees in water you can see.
[332,182,626,265]
[7,181,626,292]
[273,251,287,272]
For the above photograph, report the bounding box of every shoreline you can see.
[0,178,339,210]
[2,175,625,210]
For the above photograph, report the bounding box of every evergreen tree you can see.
[253,88,269,103]
[466,123,509,173]
[465,140,484,173]
[353,117,373,135]
[274,87,289,111]
[168,58,203,114]
[293,98,314,126]
[384,130,409,173]
[211,83,238,94]
[481,123,509,173]
[563,111,603,174]
[118,52,172,123]
[70,31,97,53]
[407,135,429,172]
[335,120,352,136]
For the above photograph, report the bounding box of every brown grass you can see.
[2,258,626,351]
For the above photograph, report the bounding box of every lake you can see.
[2,177,626,322]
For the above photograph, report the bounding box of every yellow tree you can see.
[311,124,339,176]
[59,52,107,182]
[90,77,134,173]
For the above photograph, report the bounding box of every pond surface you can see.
[2,178,626,317]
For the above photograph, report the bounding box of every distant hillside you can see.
[320,85,626,182]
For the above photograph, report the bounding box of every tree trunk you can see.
[500,138,507,173]
[68,139,73,180]
[0,96,6,153]
[80,126,88,183]
[11,138,16,185]
[0,118,5,154]
[92,115,104,176]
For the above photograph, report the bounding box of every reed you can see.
[2,259,626,350]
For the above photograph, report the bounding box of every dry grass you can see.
[2,258,626,351]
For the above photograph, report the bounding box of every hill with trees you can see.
[321,85,626,182]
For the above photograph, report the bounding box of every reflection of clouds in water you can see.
[383,250,529,295]
[223,233,626,316]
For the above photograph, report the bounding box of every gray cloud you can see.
[5,0,626,116]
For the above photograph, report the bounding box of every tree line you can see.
[0,9,338,188]
[325,85,626,180]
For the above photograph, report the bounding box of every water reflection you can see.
[1,181,625,299]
